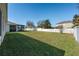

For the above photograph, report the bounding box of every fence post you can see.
[74,26,79,42]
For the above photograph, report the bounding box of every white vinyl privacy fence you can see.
[37,28,74,34]
[24,28,36,31]
[25,28,74,34]
[37,28,60,32]
[74,26,79,42]
[63,29,74,34]
[25,28,79,42]
[37,28,79,42]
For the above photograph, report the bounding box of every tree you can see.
[37,20,43,28]
[26,21,35,28]
[73,14,79,27]
[37,19,52,28]
[43,19,52,28]
[37,20,45,28]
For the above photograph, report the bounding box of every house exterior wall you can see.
[16,25,18,32]
[7,24,25,32]
[17,25,25,31]
[6,24,10,32]
[0,3,7,45]
[57,23,73,29]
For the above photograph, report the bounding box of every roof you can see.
[8,21,25,26]
[8,21,18,25]
[57,20,73,24]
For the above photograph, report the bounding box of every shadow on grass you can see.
[0,32,65,56]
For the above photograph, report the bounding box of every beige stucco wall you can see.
[57,23,73,29]
[0,3,7,45]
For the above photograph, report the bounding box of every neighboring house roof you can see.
[8,21,18,25]
[8,21,25,26]
[57,20,73,24]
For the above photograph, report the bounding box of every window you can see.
[0,9,2,36]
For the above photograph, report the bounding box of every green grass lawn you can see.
[0,31,79,56]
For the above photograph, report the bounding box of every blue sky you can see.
[8,3,78,26]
